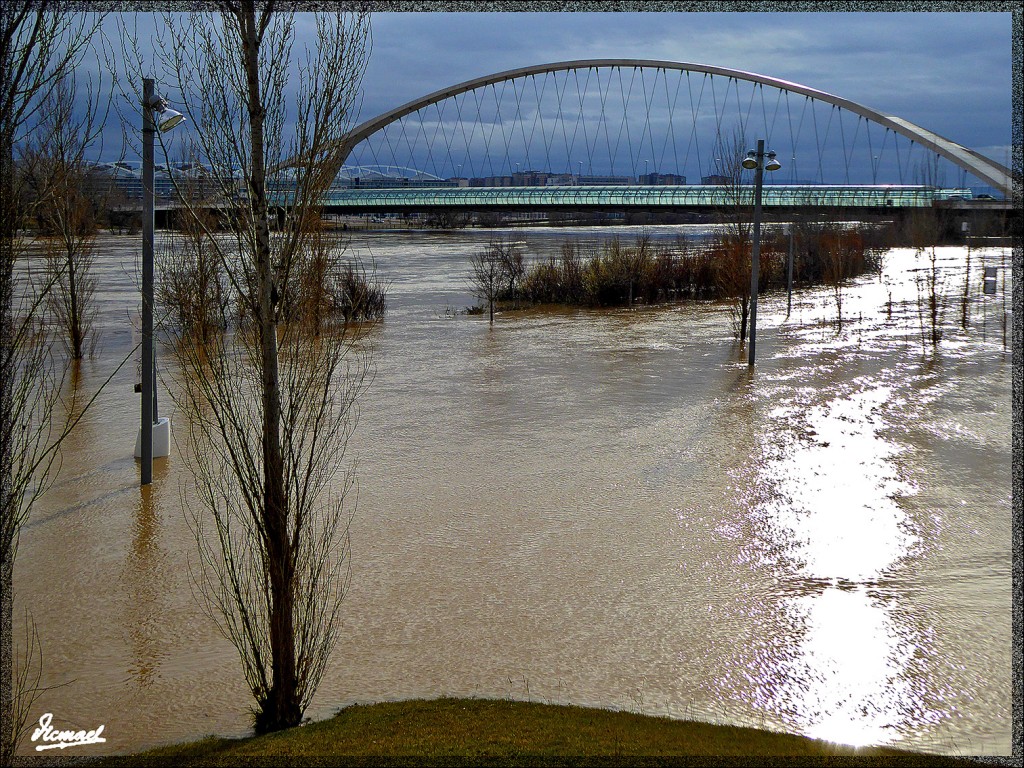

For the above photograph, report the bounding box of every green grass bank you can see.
[93,698,983,766]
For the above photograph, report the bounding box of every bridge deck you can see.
[295,184,972,211]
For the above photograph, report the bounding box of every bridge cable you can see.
[468,86,492,178]
[736,76,752,147]
[574,68,595,177]
[392,111,414,173]
[837,107,851,184]
[612,67,637,179]
[893,131,905,185]
[810,100,825,183]
[425,99,450,177]
[709,73,730,178]
[478,83,499,177]
[494,79,514,176]
[529,73,553,177]
[683,72,706,180]
[597,67,615,177]
[524,74,546,173]
[820,104,838,184]
[510,75,532,174]
[494,78,515,176]
[377,124,401,179]
[793,95,812,184]
[553,68,571,174]
[404,105,429,179]
[865,116,877,184]
[784,90,796,184]
[568,68,589,177]
[636,67,659,178]
[417,103,439,179]
[465,87,487,179]
[451,91,476,179]
[762,83,778,153]
[411,103,435,178]
[492,78,515,177]
[434,98,459,180]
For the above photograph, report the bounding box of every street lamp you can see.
[741,140,781,366]
[135,78,184,485]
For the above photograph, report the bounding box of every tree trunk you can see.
[67,250,82,359]
[0,107,16,768]
[238,2,299,732]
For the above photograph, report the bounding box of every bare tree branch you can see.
[140,6,375,733]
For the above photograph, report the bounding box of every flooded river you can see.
[14,226,1013,756]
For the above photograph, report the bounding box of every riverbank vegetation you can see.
[474,223,885,335]
[93,698,981,766]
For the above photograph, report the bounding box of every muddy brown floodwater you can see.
[14,226,1013,756]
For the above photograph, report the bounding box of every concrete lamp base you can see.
[134,417,171,459]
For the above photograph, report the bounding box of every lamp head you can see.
[148,95,186,132]
[741,151,758,170]
[156,107,185,132]
[765,151,782,172]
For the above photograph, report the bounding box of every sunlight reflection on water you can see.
[14,231,1013,756]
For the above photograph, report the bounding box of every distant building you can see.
[638,172,686,185]
[577,175,630,186]
[345,176,456,189]
[469,176,513,187]
[701,174,732,185]
[512,170,550,186]
[86,161,226,201]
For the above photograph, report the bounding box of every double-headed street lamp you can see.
[741,140,781,366]
[136,78,184,486]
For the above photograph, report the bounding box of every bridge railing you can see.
[303,184,971,210]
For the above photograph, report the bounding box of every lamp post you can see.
[137,78,184,485]
[741,140,781,366]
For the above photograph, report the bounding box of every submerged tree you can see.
[469,240,506,324]
[18,72,111,359]
[708,128,755,342]
[1,3,108,760]
[131,3,373,732]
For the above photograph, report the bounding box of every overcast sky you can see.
[89,10,1013,174]
[361,11,1012,160]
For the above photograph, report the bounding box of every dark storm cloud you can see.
[359,11,1011,157]
[87,10,1011,165]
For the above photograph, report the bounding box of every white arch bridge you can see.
[275,59,1013,211]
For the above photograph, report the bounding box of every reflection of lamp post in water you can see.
[136,78,184,486]
[786,224,795,318]
[741,140,781,366]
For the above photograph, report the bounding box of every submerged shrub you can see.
[511,224,883,312]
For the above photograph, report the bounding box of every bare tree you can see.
[916,245,947,350]
[18,72,111,358]
[494,237,525,307]
[708,128,754,341]
[1,3,108,761]
[125,3,373,733]
[469,240,504,324]
[159,183,228,347]
[819,227,867,332]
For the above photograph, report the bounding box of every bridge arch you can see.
[321,59,1010,196]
